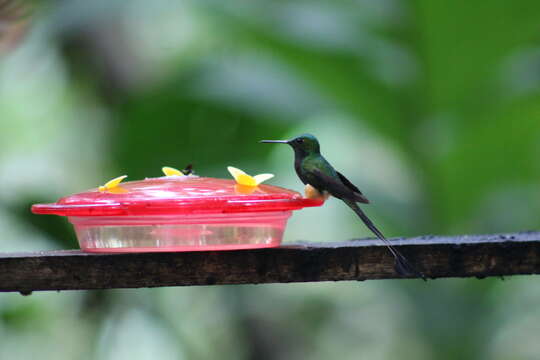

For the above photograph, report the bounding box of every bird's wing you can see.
[336,171,370,204]
[311,169,369,203]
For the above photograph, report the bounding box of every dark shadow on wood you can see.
[1,231,539,293]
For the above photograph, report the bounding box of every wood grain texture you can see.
[1,231,539,293]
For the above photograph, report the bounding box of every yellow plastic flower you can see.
[162,166,184,176]
[234,184,257,195]
[227,166,274,187]
[98,175,127,192]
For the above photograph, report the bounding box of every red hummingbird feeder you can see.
[32,170,323,253]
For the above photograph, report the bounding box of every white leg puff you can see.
[304,184,330,200]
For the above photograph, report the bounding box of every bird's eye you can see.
[297,138,304,144]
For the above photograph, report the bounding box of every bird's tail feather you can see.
[343,199,425,280]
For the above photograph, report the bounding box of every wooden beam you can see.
[1,231,539,293]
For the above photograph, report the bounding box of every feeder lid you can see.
[31,177,323,216]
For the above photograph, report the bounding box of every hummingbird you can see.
[260,134,424,279]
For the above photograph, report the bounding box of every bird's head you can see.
[260,134,320,156]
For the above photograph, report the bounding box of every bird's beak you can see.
[259,139,289,144]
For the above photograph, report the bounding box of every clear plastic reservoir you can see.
[70,211,291,252]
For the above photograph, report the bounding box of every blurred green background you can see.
[1,1,540,359]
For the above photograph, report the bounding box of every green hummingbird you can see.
[260,134,424,279]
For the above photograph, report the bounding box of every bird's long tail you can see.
[343,199,425,280]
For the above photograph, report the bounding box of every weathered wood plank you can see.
[1,231,539,293]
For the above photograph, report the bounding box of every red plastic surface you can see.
[32,177,323,216]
